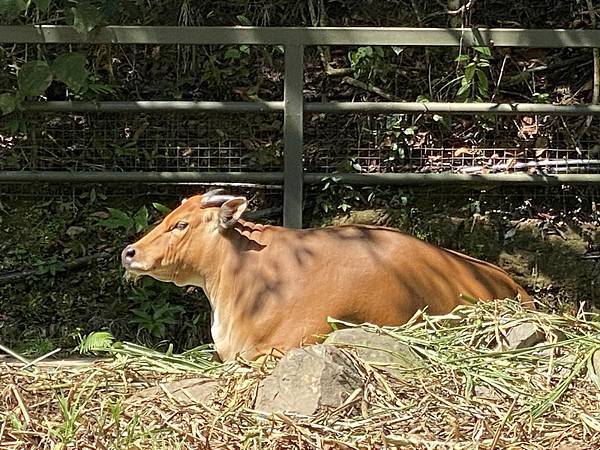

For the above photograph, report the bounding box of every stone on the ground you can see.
[503,322,546,349]
[324,328,422,372]
[254,345,362,415]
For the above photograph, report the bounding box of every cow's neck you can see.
[197,220,270,359]
[201,219,267,303]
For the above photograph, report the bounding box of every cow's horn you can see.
[201,194,236,208]
[203,188,226,198]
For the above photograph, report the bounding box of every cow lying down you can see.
[122,189,533,362]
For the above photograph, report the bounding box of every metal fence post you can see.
[283,44,304,228]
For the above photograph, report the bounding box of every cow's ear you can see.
[218,197,247,229]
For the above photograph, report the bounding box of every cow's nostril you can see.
[125,247,136,258]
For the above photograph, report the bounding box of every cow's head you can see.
[121,189,247,287]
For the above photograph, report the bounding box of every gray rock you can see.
[254,345,362,415]
[324,328,422,372]
[502,322,546,349]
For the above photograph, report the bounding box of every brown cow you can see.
[121,189,533,361]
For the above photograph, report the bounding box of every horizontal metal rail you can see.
[3,171,600,186]
[304,173,600,185]
[305,102,600,115]
[0,171,285,184]
[24,101,284,113]
[22,101,600,115]
[2,26,600,48]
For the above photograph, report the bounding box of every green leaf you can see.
[464,63,476,82]
[456,80,471,98]
[51,52,88,92]
[71,3,102,34]
[100,207,134,230]
[454,54,470,63]
[224,48,240,60]
[133,206,149,233]
[0,0,28,16]
[358,46,373,58]
[0,93,17,115]
[77,331,114,354]
[18,61,53,97]
[476,69,489,97]
[474,46,492,58]
[152,202,172,215]
[236,14,251,26]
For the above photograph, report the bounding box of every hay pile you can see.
[1,300,599,449]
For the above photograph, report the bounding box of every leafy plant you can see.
[318,176,362,213]
[51,52,89,92]
[132,301,185,338]
[98,206,149,233]
[455,47,492,102]
[76,331,115,354]
[1,51,91,115]
[127,278,186,339]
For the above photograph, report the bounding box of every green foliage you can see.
[199,45,254,91]
[0,0,28,17]
[0,0,50,16]
[318,176,361,213]
[0,92,17,115]
[68,3,103,34]
[152,202,172,215]
[51,52,89,92]
[15,337,54,358]
[18,60,53,97]
[76,330,115,354]
[533,92,550,104]
[455,47,492,102]
[1,52,90,115]
[132,205,149,233]
[348,45,388,81]
[132,301,185,338]
[99,206,150,233]
[129,278,185,339]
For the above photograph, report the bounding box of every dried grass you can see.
[1,299,599,449]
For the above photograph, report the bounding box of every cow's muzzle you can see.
[121,245,137,268]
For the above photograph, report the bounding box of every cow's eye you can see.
[174,221,188,231]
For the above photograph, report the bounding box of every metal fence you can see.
[2,26,600,227]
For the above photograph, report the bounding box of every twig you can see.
[490,396,518,450]
[325,66,353,77]
[500,55,591,87]
[341,76,395,101]
[20,348,63,370]
[0,344,30,366]
[491,54,509,101]
[0,252,110,286]
[10,385,31,426]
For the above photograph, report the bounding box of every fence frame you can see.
[2,25,600,227]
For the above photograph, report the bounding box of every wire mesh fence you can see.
[0,112,284,173]
[4,112,600,176]
[304,113,600,175]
